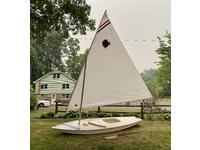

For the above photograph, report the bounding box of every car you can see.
[37,100,51,107]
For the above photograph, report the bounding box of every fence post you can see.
[55,102,58,114]
[98,106,100,113]
[141,102,144,119]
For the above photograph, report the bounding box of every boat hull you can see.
[52,116,142,134]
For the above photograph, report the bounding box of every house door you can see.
[51,94,56,104]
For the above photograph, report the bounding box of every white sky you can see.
[75,0,171,73]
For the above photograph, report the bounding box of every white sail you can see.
[67,11,152,111]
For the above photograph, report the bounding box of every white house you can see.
[33,70,76,104]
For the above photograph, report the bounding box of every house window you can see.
[66,94,70,99]
[40,84,48,89]
[62,84,69,89]
[53,74,56,79]
[40,84,44,89]
[62,94,70,99]
[53,73,60,79]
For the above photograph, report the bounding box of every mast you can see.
[78,56,87,127]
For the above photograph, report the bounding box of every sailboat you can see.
[52,11,152,134]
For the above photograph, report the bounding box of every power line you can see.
[77,38,157,42]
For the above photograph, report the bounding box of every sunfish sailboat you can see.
[52,11,152,134]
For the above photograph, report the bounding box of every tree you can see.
[141,69,158,97]
[30,46,44,83]
[30,31,66,83]
[64,37,80,80]
[30,0,95,40]
[155,31,171,96]
[64,38,87,80]
[30,86,37,111]
[30,0,95,83]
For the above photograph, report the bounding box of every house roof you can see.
[33,70,77,83]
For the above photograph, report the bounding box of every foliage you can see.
[30,31,66,83]
[31,0,95,40]
[40,113,51,119]
[30,47,44,83]
[40,112,55,119]
[47,112,55,118]
[30,0,95,83]
[64,37,81,80]
[41,111,139,119]
[63,110,78,118]
[164,113,171,121]
[30,85,35,94]
[64,38,88,80]
[30,86,37,111]
[143,101,160,120]
[155,31,171,96]
[141,32,171,97]
[141,69,158,97]
[143,101,171,121]
[30,93,37,111]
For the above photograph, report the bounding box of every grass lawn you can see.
[31,108,171,150]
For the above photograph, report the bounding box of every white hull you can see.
[52,116,141,134]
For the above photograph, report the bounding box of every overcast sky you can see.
[75,0,171,73]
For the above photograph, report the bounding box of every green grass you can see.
[31,108,171,150]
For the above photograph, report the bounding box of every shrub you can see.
[40,112,55,119]
[164,114,171,121]
[81,111,88,118]
[127,112,139,117]
[40,113,51,119]
[47,112,55,118]
[105,113,112,117]
[98,112,107,117]
[88,111,98,118]
[112,112,121,117]
[30,94,37,111]
[56,113,66,118]
[63,110,78,118]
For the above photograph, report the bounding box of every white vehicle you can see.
[37,100,50,107]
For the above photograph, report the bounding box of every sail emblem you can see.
[97,19,111,33]
[102,39,110,48]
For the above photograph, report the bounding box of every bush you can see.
[97,112,107,118]
[54,113,65,118]
[88,111,98,118]
[47,112,55,118]
[30,94,37,111]
[63,110,78,118]
[164,114,171,121]
[81,111,88,118]
[126,112,139,117]
[104,113,112,117]
[111,112,121,117]
[40,112,55,119]
[40,110,141,119]
[40,113,51,119]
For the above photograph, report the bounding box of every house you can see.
[33,70,76,104]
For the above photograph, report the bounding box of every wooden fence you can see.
[55,102,171,119]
